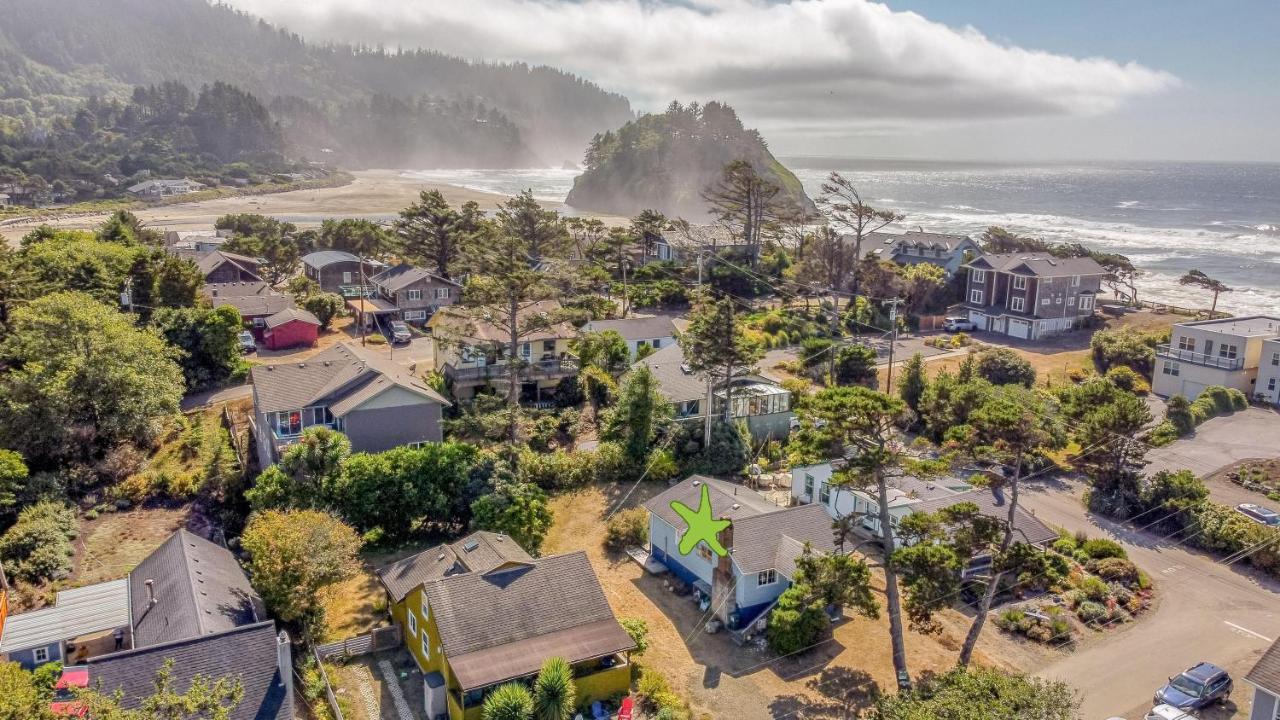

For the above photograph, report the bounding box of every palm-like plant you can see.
[482,682,534,720]
[532,657,577,720]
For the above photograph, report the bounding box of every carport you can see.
[346,296,399,335]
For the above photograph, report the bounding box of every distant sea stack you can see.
[566,101,816,219]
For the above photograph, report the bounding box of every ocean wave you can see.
[1116,200,1140,208]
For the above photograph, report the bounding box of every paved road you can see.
[1020,478,1280,720]
[1143,406,1280,510]
[181,383,252,410]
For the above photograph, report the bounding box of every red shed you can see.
[262,308,320,351]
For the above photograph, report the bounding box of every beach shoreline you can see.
[0,169,624,244]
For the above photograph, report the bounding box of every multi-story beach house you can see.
[859,230,982,275]
[301,251,386,297]
[427,301,580,402]
[962,252,1105,340]
[368,263,461,324]
[1153,316,1280,401]
[583,315,679,360]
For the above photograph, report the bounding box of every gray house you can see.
[636,343,794,442]
[859,230,981,275]
[644,476,839,637]
[962,252,1104,340]
[584,315,679,360]
[1247,638,1280,720]
[197,250,263,284]
[302,250,385,297]
[250,342,450,468]
[369,263,461,323]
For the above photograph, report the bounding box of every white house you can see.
[1246,637,1280,720]
[789,460,1057,549]
[127,178,205,198]
[643,476,838,635]
[1152,316,1280,401]
[1254,338,1280,405]
[584,315,678,360]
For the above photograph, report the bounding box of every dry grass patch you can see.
[71,504,205,586]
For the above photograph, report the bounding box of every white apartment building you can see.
[1152,316,1280,401]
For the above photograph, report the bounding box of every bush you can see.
[605,508,649,551]
[974,348,1037,387]
[767,584,829,654]
[1105,365,1142,392]
[1076,600,1108,625]
[1165,395,1195,434]
[0,501,78,583]
[1078,575,1110,603]
[1091,557,1140,585]
[637,668,670,706]
[1091,329,1156,374]
[1147,420,1180,447]
[1066,367,1091,383]
[1081,538,1127,560]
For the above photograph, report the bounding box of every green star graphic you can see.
[672,483,732,557]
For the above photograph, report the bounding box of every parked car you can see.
[389,320,412,344]
[1153,662,1232,710]
[1143,706,1194,720]
[237,330,256,354]
[1236,502,1280,526]
[942,316,976,332]
[50,666,88,717]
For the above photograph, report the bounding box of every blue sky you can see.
[227,0,1280,162]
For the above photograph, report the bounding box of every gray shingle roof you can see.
[264,307,320,330]
[1247,638,1280,695]
[370,264,459,292]
[129,530,262,649]
[421,551,633,690]
[250,342,449,415]
[302,250,361,268]
[635,343,706,403]
[197,251,262,280]
[585,316,679,343]
[731,503,838,576]
[907,488,1059,546]
[89,621,292,720]
[378,531,534,602]
[965,252,1105,278]
[644,476,780,529]
[428,300,576,344]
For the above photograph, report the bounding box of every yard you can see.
[544,482,1040,720]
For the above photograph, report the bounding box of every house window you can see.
[543,340,556,353]
[819,482,831,504]
[757,569,778,587]
[403,310,428,321]
[421,633,431,661]
[33,647,49,663]
[1071,275,1081,287]
[1178,336,1196,352]
[696,543,713,563]
[1272,352,1279,366]
[407,441,429,450]
[434,287,451,300]
[1163,361,1180,377]
[1012,275,1027,290]
[1068,296,1076,306]
[407,610,418,636]
[1220,344,1238,360]
[969,289,984,304]
[652,338,662,349]
[1041,298,1051,306]
[407,289,423,301]
[1079,296,1094,311]
[343,271,353,284]
[520,343,532,358]
[1269,378,1277,392]
[971,270,986,284]
[804,473,814,498]
[1010,297,1025,312]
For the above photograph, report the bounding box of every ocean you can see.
[403,159,1280,316]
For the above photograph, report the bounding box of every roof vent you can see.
[731,503,741,510]
[680,363,693,374]
[437,553,446,561]
[297,363,305,368]
[462,539,480,552]
[692,479,701,487]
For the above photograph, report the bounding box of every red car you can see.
[50,666,89,717]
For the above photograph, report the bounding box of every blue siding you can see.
[736,599,776,628]
[651,546,702,588]
[6,642,61,669]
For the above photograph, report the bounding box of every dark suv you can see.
[1154,662,1232,710]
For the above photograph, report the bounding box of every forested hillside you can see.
[566,101,814,219]
[0,0,633,167]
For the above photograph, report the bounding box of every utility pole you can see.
[883,297,904,394]
[359,253,367,347]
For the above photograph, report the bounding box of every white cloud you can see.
[223,0,1178,137]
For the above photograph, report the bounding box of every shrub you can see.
[0,501,78,583]
[605,508,649,551]
[1081,538,1126,560]
[637,668,670,706]
[1066,367,1090,383]
[1051,538,1077,556]
[975,348,1036,387]
[1228,388,1248,410]
[1104,366,1142,392]
[1078,575,1110,603]
[767,584,829,654]
[1165,395,1194,434]
[1147,420,1180,447]
[620,617,650,657]
[1076,600,1108,625]
[1091,329,1156,374]
[1091,557,1139,585]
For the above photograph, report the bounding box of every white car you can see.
[942,316,976,332]
[1144,705,1195,720]
[389,320,412,344]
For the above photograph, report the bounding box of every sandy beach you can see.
[0,169,622,244]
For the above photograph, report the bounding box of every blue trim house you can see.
[643,476,839,634]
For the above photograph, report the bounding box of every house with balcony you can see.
[1152,316,1280,401]
[961,252,1105,340]
[859,230,981,275]
[636,343,794,442]
[644,476,839,637]
[369,263,461,324]
[427,301,580,402]
[250,342,450,468]
[584,315,679,360]
[1247,637,1280,720]
[789,460,1056,550]
[377,533,634,720]
[302,250,386,297]
[197,250,263,283]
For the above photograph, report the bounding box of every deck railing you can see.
[444,357,580,382]
[1156,344,1244,370]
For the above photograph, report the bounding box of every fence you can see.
[314,625,402,660]
[1136,299,1229,319]
[308,643,345,720]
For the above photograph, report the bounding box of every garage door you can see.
[968,311,988,330]
[1008,319,1031,340]
[1181,381,1207,400]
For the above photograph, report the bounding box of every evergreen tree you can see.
[898,353,928,413]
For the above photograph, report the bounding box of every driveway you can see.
[1144,407,1280,504]
[1019,478,1280,719]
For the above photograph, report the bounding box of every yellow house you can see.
[377,532,634,720]
[426,300,580,402]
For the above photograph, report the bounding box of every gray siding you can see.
[1031,274,1102,320]
[745,412,794,443]
[306,260,380,294]
[1250,689,1278,720]
[342,402,443,453]
[5,642,61,669]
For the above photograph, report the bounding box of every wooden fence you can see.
[308,643,345,720]
[314,625,402,660]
